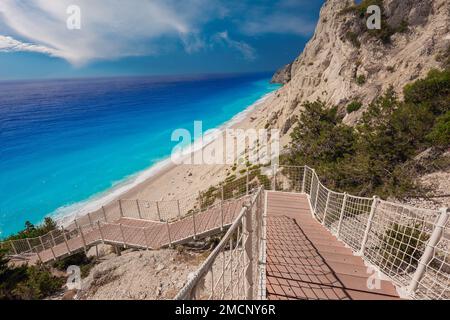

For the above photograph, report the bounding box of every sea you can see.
[0,72,279,238]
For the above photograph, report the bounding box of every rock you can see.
[264,0,449,134]
[271,63,293,84]
[62,289,78,300]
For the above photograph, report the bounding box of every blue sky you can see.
[0,0,325,80]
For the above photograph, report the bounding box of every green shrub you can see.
[356,75,366,85]
[380,223,429,271]
[285,66,449,199]
[346,31,361,48]
[4,217,57,241]
[347,101,363,113]
[0,250,64,300]
[427,111,450,147]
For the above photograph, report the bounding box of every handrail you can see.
[2,164,448,300]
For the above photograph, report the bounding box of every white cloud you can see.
[0,0,222,65]
[0,35,61,57]
[213,31,256,60]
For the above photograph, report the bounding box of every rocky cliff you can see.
[258,0,449,140]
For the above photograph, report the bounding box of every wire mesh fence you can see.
[2,164,448,300]
[175,187,265,300]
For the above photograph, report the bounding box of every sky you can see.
[0,0,325,80]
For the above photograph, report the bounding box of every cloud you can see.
[0,0,222,65]
[0,35,61,57]
[212,31,256,60]
[0,0,317,65]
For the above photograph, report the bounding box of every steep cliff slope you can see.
[261,0,449,138]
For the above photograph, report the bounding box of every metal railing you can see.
[272,165,449,300]
[1,164,448,300]
[175,187,265,300]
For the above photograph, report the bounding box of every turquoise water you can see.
[0,73,279,237]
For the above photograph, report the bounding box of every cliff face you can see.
[261,0,449,139]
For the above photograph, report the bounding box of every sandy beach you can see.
[56,90,284,224]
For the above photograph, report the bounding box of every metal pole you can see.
[166,221,172,247]
[49,245,57,261]
[119,223,126,248]
[75,220,87,254]
[221,184,225,230]
[50,230,57,247]
[143,227,149,250]
[313,181,320,214]
[177,200,181,219]
[358,196,378,255]
[97,221,105,244]
[61,227,71,254]
[246,168,249,195]
[10,241,17,255]
[119,200,124,217]
[39,236,45,250]
[192,211,197,240]
[26,238,32,252]
[156,202,162,221]
[136,200,142,219]
[409,208,449,294]
[88,212,94,228]
[244,206,253,300]
[336,193,348,237]
[102,206,108,222]
[271,165,277,191]
[301,166,307,193]
[322,192,331,226]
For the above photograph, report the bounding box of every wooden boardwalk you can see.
[265,191,400,300]
[24,198,245,264]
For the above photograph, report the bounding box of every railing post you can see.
[408,207,449,294]
[336,193,348,238]
[192,211,197,240]
[313,182,320,214]
[88,212,94,228]
[26,238,32,252]
[119,200,124,217]
[119,223,127,248]
[244,205,254,300]
[166,221,173,248]
[143,228,149,250]
[75,220,87,254]
[102,206,108,222]
[10,241,17,255]
[156,201,162,221]
[246,168,250,195]
[39,236,45,250]
[136,200,142,219]
[322,192,331,226]
[50,230,57,247]
[177,200,181,219]
[97,221,105,244]
[271,164,277,191]
[221,185,225,231]
[199,191,202,210]
[61,226,71,254]
[358,196,378,256]
[301,166,307,193]
[35,248,43,264]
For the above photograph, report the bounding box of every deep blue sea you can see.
[0,73,279,238]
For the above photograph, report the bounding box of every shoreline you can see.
[55,91,277,226]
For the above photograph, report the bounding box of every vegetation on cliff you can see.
[283,67,450,199]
